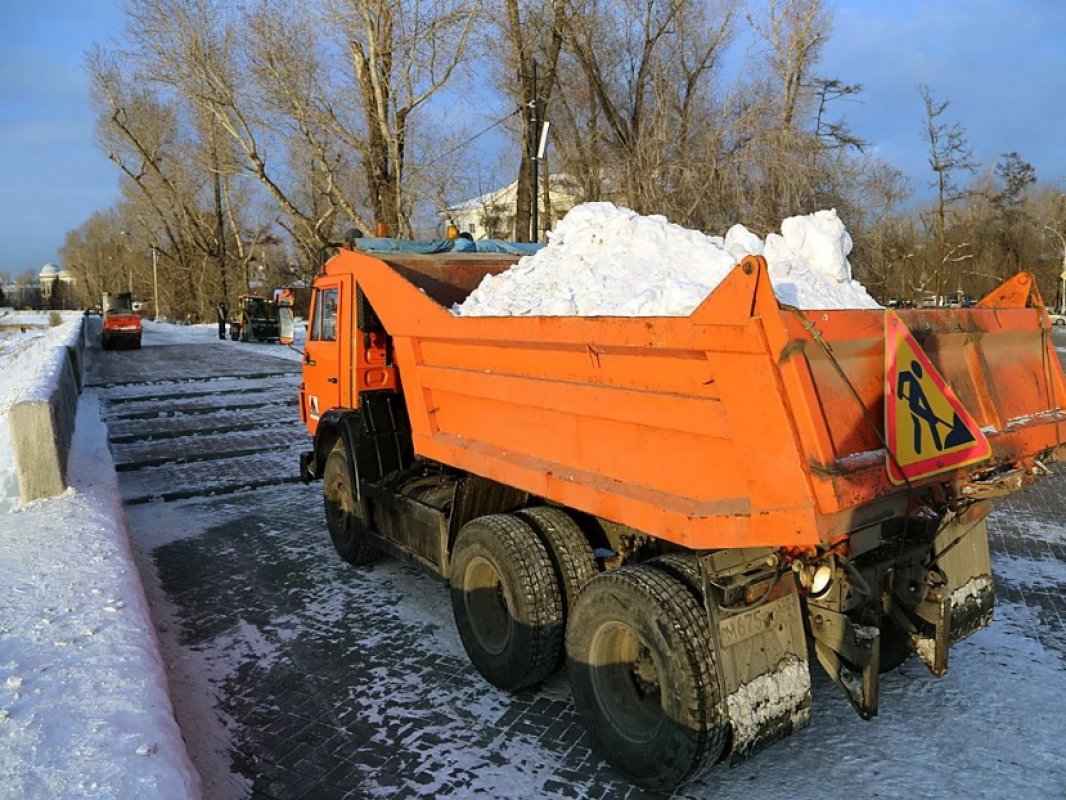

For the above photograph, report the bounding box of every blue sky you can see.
[2,0,1065,274]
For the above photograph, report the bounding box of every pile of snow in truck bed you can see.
[454,203,880,316]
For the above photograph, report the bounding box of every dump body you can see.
[301,250,1066,551]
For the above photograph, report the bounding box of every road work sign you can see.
[884,311,990,484]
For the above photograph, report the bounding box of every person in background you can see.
[216,298,228,340]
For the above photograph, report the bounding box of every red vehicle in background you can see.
[101,292,142,350]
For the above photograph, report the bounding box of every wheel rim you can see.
[463,555,512,656]
[588,621,663,744]
[324,471,352,533]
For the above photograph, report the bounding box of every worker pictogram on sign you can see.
[884,311,990,484]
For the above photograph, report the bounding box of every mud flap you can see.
[808,602,881,717]
[887,508,995,676]
[936,511,995,644]
[701,568,812,764]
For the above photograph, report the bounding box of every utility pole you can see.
[120,230,132,294]
[151,245,160,321]
[1045,226,1066,314]
[530,60,539,243]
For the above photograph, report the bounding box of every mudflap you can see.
[937,509,996,644]
[887,505,995,676]
[807,597,882,718]
[701,559,812,765]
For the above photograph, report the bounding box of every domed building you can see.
[39,262,76,307]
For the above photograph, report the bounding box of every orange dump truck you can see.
[296,248,1066,790]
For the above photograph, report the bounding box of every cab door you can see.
[302,275,351,434]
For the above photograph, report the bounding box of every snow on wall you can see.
[455,204,880,317]
[0,317,83,513]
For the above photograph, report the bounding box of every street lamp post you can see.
[1044,226,1066,314]
[119,230,132,295]
[151,245,160,321]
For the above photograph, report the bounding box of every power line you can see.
[417,107,522,168]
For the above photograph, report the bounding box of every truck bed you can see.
[341,251,1066,549]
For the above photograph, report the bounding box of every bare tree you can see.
[493,0,566,240]
[919,83,975,304]
[126,0,342,260]
[337,0,482,236]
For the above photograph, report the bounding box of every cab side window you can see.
[311,288,338,342]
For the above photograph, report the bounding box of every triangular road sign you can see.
[884,311,991,484]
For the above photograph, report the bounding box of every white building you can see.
[447,174,583,241]
[39,263,75,300]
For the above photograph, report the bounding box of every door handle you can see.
[327,377,338,384]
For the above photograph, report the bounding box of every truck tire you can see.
[450,514,564,691]
[322,446,378,565]
[646,552,704,600]
[514,507,599,618]
[878,624,912,672]
[566,566,728,791]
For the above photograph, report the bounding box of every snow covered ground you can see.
[0,318,303,799]
[137,319,304,362]
[0,393,199,799]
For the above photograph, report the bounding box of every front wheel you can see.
[322,445,378,565]
[566,566,728,791]
[450,514,564,691]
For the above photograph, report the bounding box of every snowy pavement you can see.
[107,324,1066,799]
[3,319,1065,799]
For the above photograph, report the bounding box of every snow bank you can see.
[0,317,84,512]
[0,392,200,799]
[455,204,880,316]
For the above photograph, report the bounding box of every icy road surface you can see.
[98,322,1066,799]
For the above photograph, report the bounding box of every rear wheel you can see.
[878,623,912,672]
[322,445,378,565]
[567,566,728,791]
[450,514,564,691]
[514,506,598,617]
